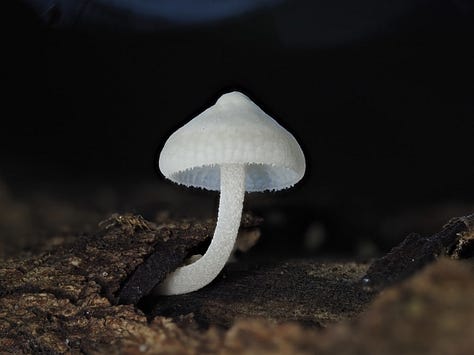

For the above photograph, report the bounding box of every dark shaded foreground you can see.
[1,211,473,353]
[151,260,372,328]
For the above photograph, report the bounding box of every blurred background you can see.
[1,0,473,258]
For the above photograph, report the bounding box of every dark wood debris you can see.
[0,213,219,353]
[0,213,211,305]
[2,211,474,354]
[0,212,373,353]
[362,213,474,289]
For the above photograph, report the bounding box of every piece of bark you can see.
[0,213,218,353]
[0,213,267,353]
[362,213,474,289]
[0,213,215,304]
[118,213,263,304]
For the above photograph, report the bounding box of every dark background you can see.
[1,0,473,256]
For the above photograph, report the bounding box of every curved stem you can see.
[157,164,246,295]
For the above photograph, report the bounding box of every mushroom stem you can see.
[157,164,246,295]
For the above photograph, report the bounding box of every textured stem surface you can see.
[157,164,246,295]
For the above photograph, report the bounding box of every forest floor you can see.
[1,179,473,354]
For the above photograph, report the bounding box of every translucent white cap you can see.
[159,91,305,192]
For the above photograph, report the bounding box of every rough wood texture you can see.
[118,213,262,304]
[0,213,218,353]
[0,214,211,304]
[3,259,473,354]
[310,259,474,355]
[363,213,474,289]
[1,212,474,354]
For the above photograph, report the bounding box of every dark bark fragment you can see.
[116,218,214,304]
[362,213,474,289]
[117,213,263,304]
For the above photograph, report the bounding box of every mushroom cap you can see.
[159,91,305,192]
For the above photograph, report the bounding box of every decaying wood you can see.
[0,211,372,353]
[0,212,269,353]
[2,211,474,354]
[118,213,263,305]
[363,213,474,289]
[0,213,210,305]
[0,213,216,353]
[0,214,208,351]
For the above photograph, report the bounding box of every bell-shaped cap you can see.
[159,91,305,192]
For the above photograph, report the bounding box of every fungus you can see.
[157,91,305,295]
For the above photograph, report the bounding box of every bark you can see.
[363,213,474,289]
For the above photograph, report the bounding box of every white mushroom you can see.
[157,91,305,295]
